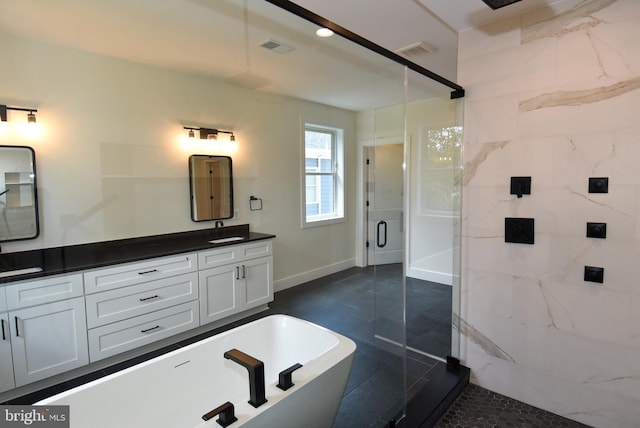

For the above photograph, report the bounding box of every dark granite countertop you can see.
[0,225,275,284]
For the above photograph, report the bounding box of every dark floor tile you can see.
[334,366,405,428]
[406,355,436,386]
[343,349,385,395]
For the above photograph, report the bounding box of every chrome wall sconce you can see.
[184,126,235,141]
[0,104,38,123]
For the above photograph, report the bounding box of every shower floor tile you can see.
[434,383,592,428]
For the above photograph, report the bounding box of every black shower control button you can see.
[588,177,608,193]
[584,266,604,283]
[586,222,606,239]
[505,218,534,244]
[510,176,531,198]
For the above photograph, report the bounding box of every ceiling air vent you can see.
[395,41,437,58]
[482,0,522,10]
[259,39,295,54]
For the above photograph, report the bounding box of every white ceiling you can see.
[0,0,561,111]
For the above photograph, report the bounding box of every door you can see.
[10,297,89,386]
[366,143,404,265]
[199,264,241,324]
[0,313,15,393]
[243,256,273,307]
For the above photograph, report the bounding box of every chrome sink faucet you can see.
[215,220,224,228]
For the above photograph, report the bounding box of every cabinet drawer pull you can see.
[242,264,246,279]
[1,319,6,341]
[14,316,21,337]
[236,266,240,280]
[138,269,158,275]
[139,294,160,302]
[141,325,160,333]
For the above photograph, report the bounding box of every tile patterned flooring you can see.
[267,265,452,427]
[434,384,591,428]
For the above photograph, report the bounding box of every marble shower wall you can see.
[458,0,640,427]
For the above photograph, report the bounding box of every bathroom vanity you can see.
[0,225,274,397]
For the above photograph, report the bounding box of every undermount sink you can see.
[208,236,245,244]
[0,267,43,278]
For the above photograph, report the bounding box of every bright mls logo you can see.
[0,406,69,427]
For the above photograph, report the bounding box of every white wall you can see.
[0,34,358,289]
[458,0,640,426]
[406,96,459,284]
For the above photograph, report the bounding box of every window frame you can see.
[301,122,345,228]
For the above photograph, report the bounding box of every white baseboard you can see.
[407,266,453,286]
[274,258,357,292]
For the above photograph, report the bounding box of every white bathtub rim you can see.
[37,315,356,427]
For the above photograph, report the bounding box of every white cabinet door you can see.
[243,256,273,307]
[199,254,273,325]
[0,313,15,393]
[10,297,89,387]
[199,264,241,324]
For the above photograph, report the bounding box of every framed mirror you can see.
[189,155,234,222]
[0,145,39,242]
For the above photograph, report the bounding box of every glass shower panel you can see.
[404,68,463,361]
[369,95,408,424]
[256,2,411,423]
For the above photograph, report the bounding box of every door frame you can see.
[357,136,409,267]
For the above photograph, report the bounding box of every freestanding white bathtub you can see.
[37,315,356,428]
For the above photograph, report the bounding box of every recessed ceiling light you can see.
[316,28,334,38]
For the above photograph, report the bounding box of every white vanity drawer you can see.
[5,274,83,310]
[88,300,199,362]
[198,240,272,270]
[85,272,198,328]
[84,253,198,294]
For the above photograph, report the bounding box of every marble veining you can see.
[568,188,634,219]
[537,280,560,330]
[519,76,640,111]
[456,315,516,363]
[462,140,510,185]
[583,373,640,384]
[587,29,610,79]
[521,0,616,44]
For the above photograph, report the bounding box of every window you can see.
[302,123,344,227]
[419,125,462,217]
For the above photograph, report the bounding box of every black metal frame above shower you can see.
[264,0,465,99]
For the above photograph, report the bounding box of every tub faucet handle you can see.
[202,401,237,427]
[277,363,303,391]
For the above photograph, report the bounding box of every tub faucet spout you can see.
[224,348,267,408]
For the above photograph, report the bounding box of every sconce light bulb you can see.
[230,134,236,142]
[188,129,195,139]
[27,112,36,124]
[207,132,217,140]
